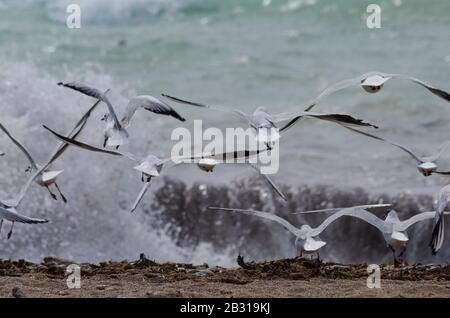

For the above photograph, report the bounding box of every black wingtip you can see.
[57,82,64,86]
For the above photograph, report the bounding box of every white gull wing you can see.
[208,207,301,236]
[343,126,422,163]
[423,141,450,163]
[307,74,368,109]
[130,181,152,213]
[431,184,450,254]
[121,95,186,127]
[0,207,48,224]
[161,94,249,122]
[269,111,378,128]
[0,122,38,170]
[292,204,392,215]
[386,73,450,103]
[42,125,140,163]
[395,211,436,232]
[58,82,122,129]
[249,164,287,202]
[308,207,391,237]
[47,89,110,164]
[0,157,54,208]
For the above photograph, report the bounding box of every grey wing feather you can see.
[42,125,139,162]
[343,126,422,163]
[161,94,249,121]
[122,95,186,127]
[58,82,122,128]
[0,207,48,224]
[309,207,390,237]
[396,212,435,231]
[308,75,365,109]
[388,74,450,102]
[423,141,450,163]
[130,181,152,213]
[209,207,300,236]
[0,122,38,169]
[271,111,378,129]
[249,164,287,201]
[47,89,110,164]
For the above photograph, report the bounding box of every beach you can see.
[1,255,449,298]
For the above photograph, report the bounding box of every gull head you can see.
[417,161,438,176]
[197,158,218,172]
[361,75,389,93]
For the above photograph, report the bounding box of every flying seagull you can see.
[430,184,450,254]
[309,71,450,107]
[0,162,51,239]
[208,204,390,257]
[43,126,287,212]
[58,82,186,148]
[0,91,108,202]
[279,71,450,132]
[343,125,450,177]
[161,94,378,146]
[298,206,448,265]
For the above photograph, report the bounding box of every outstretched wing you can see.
[58,82,122,129]
[130,181,152,213]
[0,207,48,224]
[423,141,450,163]
[249,164,287,201]
[42,125,139,162]
[208,207,300,236]
[396,211,435,231]
[161,94,249,121]
[47,89,110,164]
[430,185,450,254]
[343,126,422,163]
[0,122,38,170]
[121,95,186,127]
[309,207,390,237]
[271,111,378,129]
[388,73,450,103]
[307,75,366,109]
[293,204,392,215]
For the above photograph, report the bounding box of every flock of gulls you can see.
[1,71,449,265]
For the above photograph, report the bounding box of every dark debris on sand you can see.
[1,254,450,283]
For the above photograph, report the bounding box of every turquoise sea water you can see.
[0,0,449,265]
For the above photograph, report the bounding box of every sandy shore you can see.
[1,255,449,298]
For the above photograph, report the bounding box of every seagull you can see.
[161,94,378,146]
[0,93,106,202]
[309,71,450,107]
[0,163,50,239]
[58,82,186,148]
[279,71,450,132]
[208,204,390,257]
[430,184,450,254]
[297,206,448,265]
[343,125,450,176]
[43,126,287,212]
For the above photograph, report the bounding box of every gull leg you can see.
[141,173,144,182]
[7,222,14,240]
[115,145,120,150]
[103,137,108,148]
[46,186,57,201]
[54,182,67,203]
[388,245,400,268]
[0,219,3,233]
